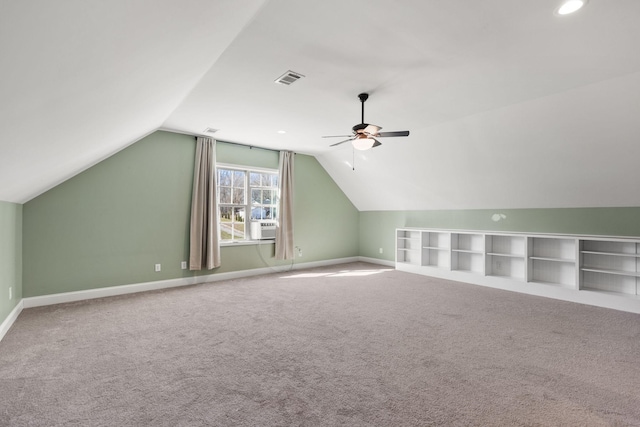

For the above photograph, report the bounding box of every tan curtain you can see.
[275,151,294,260]
[189,137,220,270]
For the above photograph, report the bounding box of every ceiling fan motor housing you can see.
[352,123,369,133]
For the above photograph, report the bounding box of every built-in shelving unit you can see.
[396,228,640,313]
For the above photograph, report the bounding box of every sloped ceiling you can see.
[0,0,267,203]
[2,0,640,210]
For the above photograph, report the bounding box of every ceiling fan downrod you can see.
[358,93,368,124]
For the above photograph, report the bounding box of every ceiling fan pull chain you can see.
[353,146,356,171]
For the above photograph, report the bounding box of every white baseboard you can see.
[0,300,23,343]
[358,256,395,267]
[22,256,364,309]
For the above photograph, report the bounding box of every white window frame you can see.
[216,163,279,244]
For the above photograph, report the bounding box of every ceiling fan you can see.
[323,93,410,150]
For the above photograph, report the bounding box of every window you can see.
[217,166,278,242]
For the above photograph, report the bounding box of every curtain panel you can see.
[275,151,294,260]
[189,137,221,270]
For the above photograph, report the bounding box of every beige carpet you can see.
[1,262,639,426]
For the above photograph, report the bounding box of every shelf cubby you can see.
[527,237,577,288]
[485,235,526,280]
[396,229,421,265]
[421,231,450,269]
[581,270,638,295]
[579,240,639,295]
[451,233,484,274]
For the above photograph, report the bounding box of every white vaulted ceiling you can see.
[2,0,640,210]
[0,0,267,203]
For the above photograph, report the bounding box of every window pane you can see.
[220,206,236,241]
[220,206,232,223]
[218,169,231,186]
[233,171,245,187]
[234,207,245,223]
[251,189,261,205]
[271,174,278,188]
[234,223,245,240]
[258,173,268,187]
[251,206,264,220]
[264,207,273,219]
[233,188,244,204]
[249,172,260,187]
[219,187,231,204]
[266,190,275,204]
[233,207,245,240]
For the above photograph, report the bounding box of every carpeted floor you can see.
[1,262,640,426]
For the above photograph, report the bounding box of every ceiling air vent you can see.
[275,70,305,85]
[203,127,218,134]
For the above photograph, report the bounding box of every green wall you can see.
[19,128,640,301]
[22,131,359,297]
[0,201,22,323]
[360,208,640,262]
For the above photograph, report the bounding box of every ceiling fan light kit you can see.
[323,93,410,150]
[352,136,376,151]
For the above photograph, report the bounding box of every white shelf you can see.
[581,250,640,258]
[396,228,640,313]
[581,267,640,278]
[528,280,575,289]
[487,252,524,258]
[529,256,575,263]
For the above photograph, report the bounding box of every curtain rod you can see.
[159,128,293,154]
[216,139,281,154]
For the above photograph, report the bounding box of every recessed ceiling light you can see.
[277,130,286,134]
[556,0,587,15]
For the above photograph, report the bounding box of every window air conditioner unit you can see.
[250,221,276,240]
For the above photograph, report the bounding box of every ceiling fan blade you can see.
[363,124,381,135]
[329,137,355,147]
[372,139,382,148]
[322,134,353,138]
[377,130,410,138]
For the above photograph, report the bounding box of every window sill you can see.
[221,240,275,247]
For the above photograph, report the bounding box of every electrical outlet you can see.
[379,247,383,254]
[9,286,12,300]
[181,261,187,270]
[496,261,502,270]
[155,264,161,272]
[296,246,302,257]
